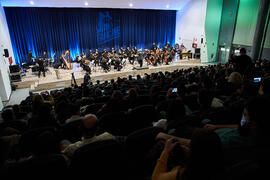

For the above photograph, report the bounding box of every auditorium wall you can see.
[0,3,12,102]
[233,0,260,46]
[175,0,207,55]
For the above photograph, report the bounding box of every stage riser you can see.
[13,59,204,92]
[33,64,203,92]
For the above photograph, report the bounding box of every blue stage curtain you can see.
[4,7,176,65]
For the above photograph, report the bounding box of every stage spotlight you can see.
[166,4,169,8]
[30,1,34,5]
[129,3,133,7]
[85,2,88,6]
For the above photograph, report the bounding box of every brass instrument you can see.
[63,50,71,70]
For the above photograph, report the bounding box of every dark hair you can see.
[70,104,80,115]
[240,48,246,54]
[198,89,213,109]
[1,108,16,122]
[245,96,270,139]
[262,76,270,94]
[185,129,224,180]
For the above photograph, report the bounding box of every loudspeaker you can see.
[9,65,20,73]
[31,65,39,72]
[4,49,9,57]
[201,38,203,44]
[10,74,21,82]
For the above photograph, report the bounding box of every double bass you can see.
[63,50,71,70]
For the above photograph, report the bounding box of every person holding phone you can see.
[152,129,224,180]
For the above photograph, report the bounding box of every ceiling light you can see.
[166,4,169,8]
[30,1,34,5]
[129,3,133,7]
[85,2,88,6]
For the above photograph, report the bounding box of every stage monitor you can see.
[195,48,200,54]
[9,65,20,73]
[4,49,9,57]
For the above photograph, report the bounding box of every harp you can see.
[63,50,71,70]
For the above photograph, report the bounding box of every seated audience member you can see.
[152,129,224,180]
[261,76,270,95]
[1,108,16,122]
[204,96,270,150]
[62,114,115,158]
[28,103,56,129]
[97,90,125,116]
[65,104,83,124]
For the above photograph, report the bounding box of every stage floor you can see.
[13,59,205,92]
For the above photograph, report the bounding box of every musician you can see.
[137,50,144,67]
[81,52,86,60]
[43,51,47,59]
[37,57,45,78]
[151,43,157,52]
[179,43,185,59]
[59,55,66,69]
[133,46,138,54]
[28,50,34,65]
[87,50,93,60]
[110,47,116,55]
[101,57,110,72]
[42,51,48,66]
[114,54,122,71]
[75,53,81,63]
[166,42,171,50]
[94,49,101,66]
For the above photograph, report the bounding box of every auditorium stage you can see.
[13,59,204,92]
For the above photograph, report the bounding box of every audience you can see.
[1,55,270,179]
[62,114,115,158]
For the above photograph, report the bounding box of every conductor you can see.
[37,57,45,78]
[138,50,144,67]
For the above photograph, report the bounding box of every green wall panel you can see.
[218,0,239,63]
[233,0,260,46]
[205,0,223,62]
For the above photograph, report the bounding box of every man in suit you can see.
[138,50,144,67]
[37,57,45,78]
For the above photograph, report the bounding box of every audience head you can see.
[240,48,247,55]
[1,108,16,122]
[70,104,80,116]
[241,96,270,140]
[186,128,224,179]
[228,72,243,87]
[128,88,138,99]
[197,89,213,109]
[262,76,270,94]
[80,114,98,139]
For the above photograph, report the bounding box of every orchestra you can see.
[27,42,180,77]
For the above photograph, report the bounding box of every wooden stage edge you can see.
[13,59,205,92]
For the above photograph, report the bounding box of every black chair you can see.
[127,105,159,133]
[60,120,82,143]
[3,154,68,178]
[70,140,126,179]
[81,103,104,116]
[0,120,28,135]
[99,111,129,136]
[125,127,164,179]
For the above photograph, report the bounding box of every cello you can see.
[163,51,170,64]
